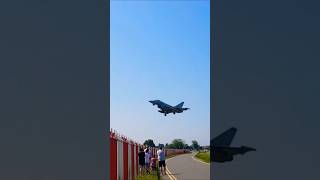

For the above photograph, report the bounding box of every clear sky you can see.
[110,1,210,146]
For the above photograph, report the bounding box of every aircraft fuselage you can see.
[149,100,189,116]
[212,146,256,162]
[211,127,256,163]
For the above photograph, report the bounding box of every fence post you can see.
[110,131,118,180]
[123,137,128,180]
[131,142,135,180]
[117,137,123,180]
[136,144,138,175]
[110,131,143,180]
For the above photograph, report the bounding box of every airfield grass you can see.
[135,174,159,180]
[195,151,210,163]
[135,166,160,180]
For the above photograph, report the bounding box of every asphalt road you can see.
[162,153,210,180]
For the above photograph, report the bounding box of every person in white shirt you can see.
[157,147,166,175]
[145,148,151,174]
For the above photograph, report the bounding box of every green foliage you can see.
[168,139,185,149]
[191,140,200,150]
[166,143,174,149]
[184,144,190,149]
[135,174,159,180]
[143,139,156,148]
[135,161,160,180]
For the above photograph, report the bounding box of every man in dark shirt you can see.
[138,147,145,175]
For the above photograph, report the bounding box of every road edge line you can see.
[165,155,179,180]
[166,168,177,180]
[165,170,174,180]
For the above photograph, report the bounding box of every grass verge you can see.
[135,174,159,180]
[135,167,160,180]
[194,151,210,163]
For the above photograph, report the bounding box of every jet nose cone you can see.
[241,146,256,154]
[245,146,256,152]
[149,100,156,105]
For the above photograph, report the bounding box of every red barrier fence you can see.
[109,130,191,180]
[110,130,140,180]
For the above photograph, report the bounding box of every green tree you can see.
[184,144,189,149]
[166,143,174,149]
[171,139,185,149]
[191,140,200,150]
[143,139,155,147]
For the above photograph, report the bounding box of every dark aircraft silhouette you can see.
[149,100,189,116]
[211,127,256,163]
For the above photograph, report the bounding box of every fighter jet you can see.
[149,100,189,116]
[211,127,256,163]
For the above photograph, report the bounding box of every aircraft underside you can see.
[149,100,188,116]
[158,109,174,116]
[210,127,256,163]
[212,151,234,162]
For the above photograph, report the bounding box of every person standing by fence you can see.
[145,148,151,174]
[138,147,145,175]
[157,147,166,175]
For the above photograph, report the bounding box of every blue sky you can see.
[110,1,210,146]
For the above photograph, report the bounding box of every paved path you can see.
[162,153,210,180]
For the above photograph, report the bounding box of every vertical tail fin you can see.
[175,102,184,108]
[211,127,237,146]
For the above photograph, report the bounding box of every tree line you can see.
[143,139,200,150]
